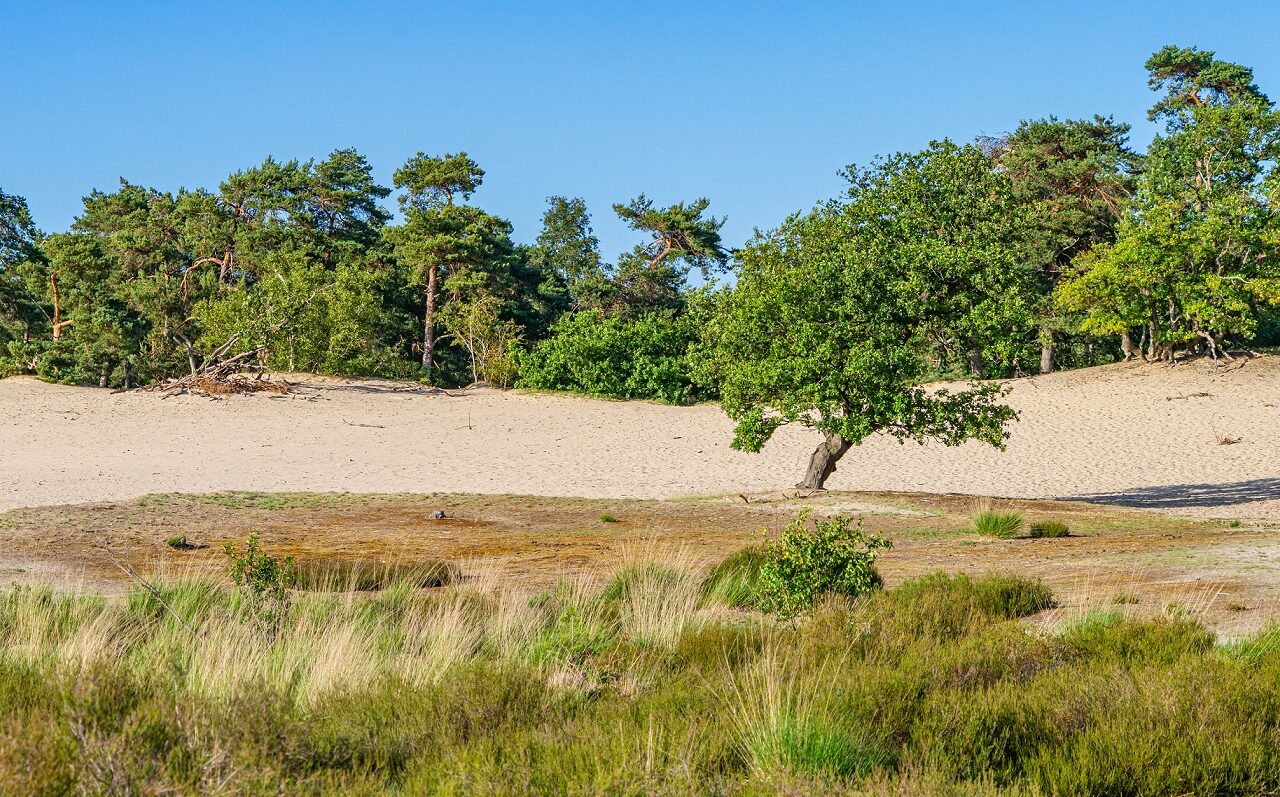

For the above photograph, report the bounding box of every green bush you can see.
[516,309,707,403]
[862,573,1055,648]
[974,511,1024,538]
[5,566,1280,793]
[1028,520,1069,538]
[223,533,296,623]
[755,511,890,620]
[1063,616,1215,665]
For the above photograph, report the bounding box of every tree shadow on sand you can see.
[1067,478,1280,510]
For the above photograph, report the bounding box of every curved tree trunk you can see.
[1039,332,1055,375]
[797,434,851,491]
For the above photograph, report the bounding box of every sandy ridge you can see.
[2,358,1278,519]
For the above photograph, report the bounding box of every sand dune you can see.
[2,358,1278,519]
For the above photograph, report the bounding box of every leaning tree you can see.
[609,195,729,315]
[706,141,1034,489]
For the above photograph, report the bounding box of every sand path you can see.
[2,358,1278,519]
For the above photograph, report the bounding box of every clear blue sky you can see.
[4,1,1279,260]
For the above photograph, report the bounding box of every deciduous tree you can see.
[706,142,1026,489]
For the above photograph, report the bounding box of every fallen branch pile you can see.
[146,334,290,397]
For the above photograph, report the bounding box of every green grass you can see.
[701,545,766,609]
[598,513,621,523]
[1028,520,1069,538]
[973,511,1024,539]
[289,558,461,591]
[2,557,1280,794]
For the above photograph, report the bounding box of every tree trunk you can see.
[422,267,437,377]
[123,361,132,390]
[1039,332,1055,375]
[50,275,62,340]
[797,434,851,491]
[1120,330,1135,361]
[968,350,985,379]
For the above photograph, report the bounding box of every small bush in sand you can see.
[974,511,1024,538]
[598,513,620,523]
[756,511,890,620]
[165,534,190,550]
[1028,520,1069,538]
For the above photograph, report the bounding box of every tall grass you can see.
[2,554,1280,794]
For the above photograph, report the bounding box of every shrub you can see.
[1028,520,1069,538]
[526,583,615,666]
[516,309,707,404]
[223,533,296,623]
[974,511,1024,538]
[860,573,1056,651]
[165,534,190,549]
[598,513,620,524]
[701,546,766,609]
[755,511,890,620]
[1064,616,1215,666]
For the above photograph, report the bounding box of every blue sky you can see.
[4,1,1279,260]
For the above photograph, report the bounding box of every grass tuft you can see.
[1028,520,1069,538]
[973,511,1024,539]
[701,546,766,609]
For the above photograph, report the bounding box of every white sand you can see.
[2,358,1278,519]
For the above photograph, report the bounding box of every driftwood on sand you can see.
[145,333,290,397]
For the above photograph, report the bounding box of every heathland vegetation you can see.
[3,522,1280,795]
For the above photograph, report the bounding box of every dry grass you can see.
[0,490,1276,637]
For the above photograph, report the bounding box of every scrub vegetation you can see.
[1,531,1278,795]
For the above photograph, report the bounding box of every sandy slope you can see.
[1,358,1278,519]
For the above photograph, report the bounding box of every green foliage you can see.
[525,196,606,313]
[222,533,296,622]
[165,534,189,549]
[598,513,620,523]
[973,511,1025,538]
[1063,614,1215,665]
[1058,45,1280,360]
[878,573,1055,637]
[517,308,707,403]
[756,511,890,620]
[3,569,1280,793]
[1028,520,1069,538]
[706,140,1025,486]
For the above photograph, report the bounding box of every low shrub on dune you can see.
[973,511,1024,538]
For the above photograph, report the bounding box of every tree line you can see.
[0,143,729,391]
[2,45,1279,483]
